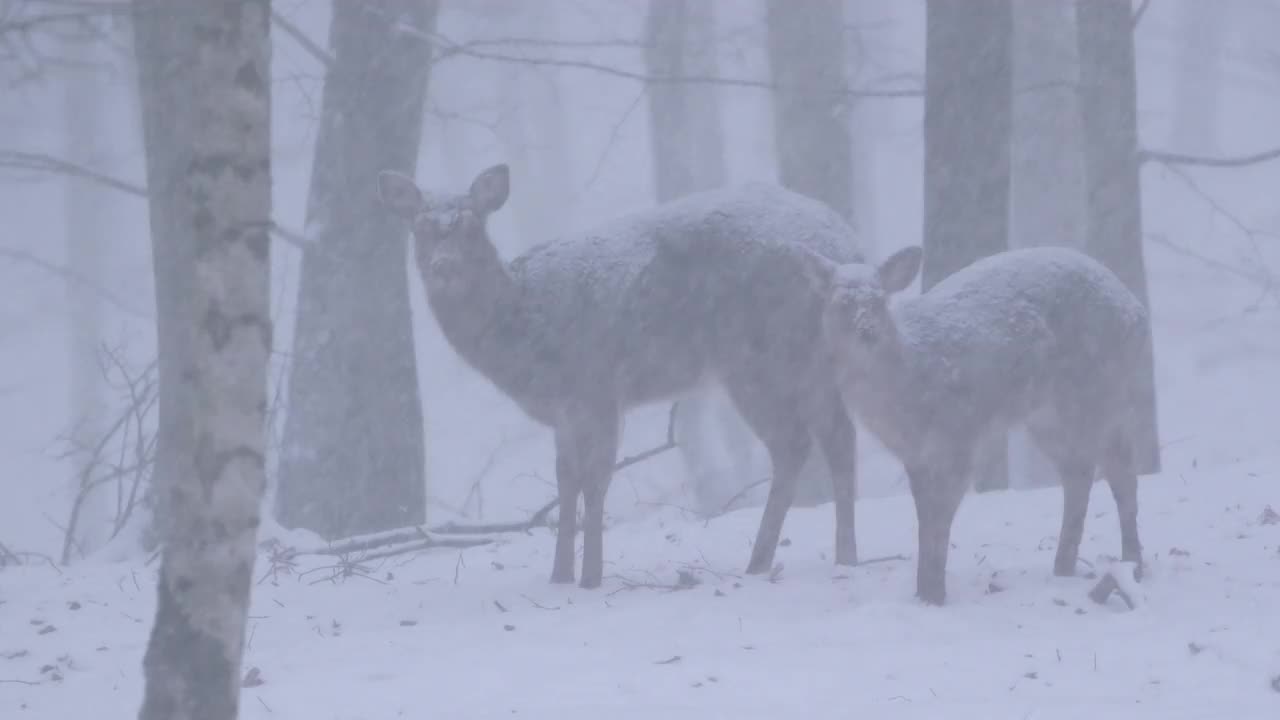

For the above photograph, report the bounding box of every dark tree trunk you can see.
[1009,0,1086,490]
[133,0,201,552]
[133,1,272,719]
[645,0,761,513]
[276,0,438,539]
[923,0,1014,492]
[767,0,854,227]
[766,0,854,506]
[1076,0,1161,475]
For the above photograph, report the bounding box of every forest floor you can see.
[2,458,1278,719]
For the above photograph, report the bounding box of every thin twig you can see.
[270,10,333,68]
[378,10,921,100]
[1132,0,1152,28]
[1139,145,1280,169]
[0,245,149,319]
[0,150,311,251]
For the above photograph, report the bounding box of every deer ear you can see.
[377,171,424,218]
[878,246,922,294]
[469,164,510,216]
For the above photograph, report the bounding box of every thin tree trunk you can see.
[1168,0,1232,156]
[1009,0,1086,489]
[645,0,762,512]
[1076,0,1161,475]
[924,0,1013,492]
[134,1,272,718]
[275,0,438,540]
[63,47,108,549]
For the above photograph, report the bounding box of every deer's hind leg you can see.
[815,391,857,566]
[1028,411,1101,578]
[726,379,812,575]
[1100,429,1143,577]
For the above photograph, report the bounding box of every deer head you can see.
[377,164,510,295]
[822,246,922,368]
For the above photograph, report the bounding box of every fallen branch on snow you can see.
[1088,561,1143,610]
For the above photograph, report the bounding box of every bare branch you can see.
[0,245,150,319]
[1132,0,1152,28]
[1139,145,1280,169]
[377,10,921,100]
[0,149,313,251]
[270,10,332,68]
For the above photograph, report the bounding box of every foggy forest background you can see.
[1,1,1279,717]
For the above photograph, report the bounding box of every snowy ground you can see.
[3,459,1278,718]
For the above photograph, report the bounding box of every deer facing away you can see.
[378,164,862,588]
[821,245,1149,605]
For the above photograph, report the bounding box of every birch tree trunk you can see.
[276,0,437,539]
[923,0,1014,492]
[133,1,272,718]
[1009,0,1087,489]
[1076,0,1161,475]
[644,0,763,513]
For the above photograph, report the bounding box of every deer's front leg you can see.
[909,464,964,606]
[550,432,580,585]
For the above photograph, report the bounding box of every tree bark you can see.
[62,41,109,549]
[767,0,854,227]
[133,1,272,719]
[644,0,762,512]
[765,0,855,505]
[276,0,437,539]
[1076,0,1161,475]
[924,0,1014,492]
[1167,0,1232,156]
[1009,0,1087,489]
[493,3,574,252]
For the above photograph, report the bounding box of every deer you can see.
[377,164,863,588]
[819,245,1150,605]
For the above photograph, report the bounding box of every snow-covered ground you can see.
[4,452,1278,718]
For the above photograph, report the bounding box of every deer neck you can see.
[419,238,524,380]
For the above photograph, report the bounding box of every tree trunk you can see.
[133,0,200,553]
[767,0,854,227]
[1167,0,1232,156]
[1009,0,1087,489]
[645,0,762,512]
[276,0,437,539]
[924,0,1013,492]
[63,45,109,549]
[766,0,854,505]
[133,1,272,719]
[493,3,574,252]
[1076,0,1161,475]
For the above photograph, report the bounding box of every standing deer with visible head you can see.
[821,245,1149,605]
[377,165,861,588]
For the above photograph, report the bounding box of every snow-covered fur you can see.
[378,165,862,588]
[822,246,1149,605]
